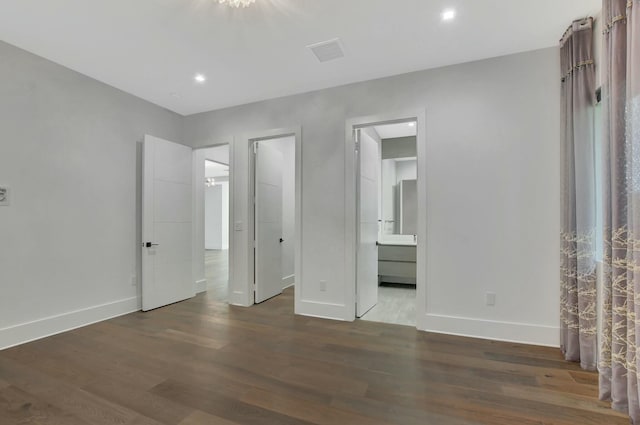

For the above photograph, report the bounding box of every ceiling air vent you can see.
[307,38,345,63]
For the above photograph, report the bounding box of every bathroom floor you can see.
[359,283,416,327]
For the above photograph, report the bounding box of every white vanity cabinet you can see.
[378,243,416,285]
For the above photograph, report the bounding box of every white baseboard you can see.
[282,275,295,289]
[0,297,139,351]
[297,299,348,321]
[419,313,560,348]
[195,279,208,294]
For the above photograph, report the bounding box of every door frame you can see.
[241,127,302,309]
[192,140,233,296]
[345,110,427,329]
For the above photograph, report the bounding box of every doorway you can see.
[345,112,427,329]
[251,136,296,304]
[192,143,231,303]
[203,145,230,301]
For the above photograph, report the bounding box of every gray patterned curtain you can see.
[599,0,640,422]
[560,18,597,370]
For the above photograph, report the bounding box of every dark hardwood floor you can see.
[0,288,627,424]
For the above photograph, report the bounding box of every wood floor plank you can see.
[0,356,144,425]
[241,387,393,425]
[178,410,241,425]
[0,385,88,425]
[0,286,629,425]
[81,377,194,425]
[150,379,315,425]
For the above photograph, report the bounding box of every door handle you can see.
[279,238,284,243]
[144,242,159,248]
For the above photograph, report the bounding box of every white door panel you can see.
[357,130,379,317]
[142,135,194,311]
[360,177,378,223]
[154,140,193,183]
[255,142,284,304]
[360,136,378,180]
[257,182,282,224]
[154,180,192,223]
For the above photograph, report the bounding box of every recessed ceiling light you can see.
[194,73,207,83]
[408,122,416,127]
[441,9,456,21]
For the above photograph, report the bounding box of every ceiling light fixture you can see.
[218,0,256,8]
[441,8,456,21]
[408,122,416,127]
[194,73,207,83]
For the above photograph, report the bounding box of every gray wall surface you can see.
[0,40,184,348]
[382,136,417,159]
[0,38,562,347]
[185,47,562,345]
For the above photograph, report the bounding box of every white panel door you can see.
[254,141,284,303]
[357,130,379,317]
[142,135,194,311]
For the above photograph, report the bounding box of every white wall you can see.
[0,41,184,349]
[395,160,417,184]
[382,137,417,159]
[186,47,561,346]
[203,145,230,251]
[204,182,229,250]
[267,136,296,285]
[205,184,222,249]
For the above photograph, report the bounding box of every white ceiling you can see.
[374,123,417,139]
[205,160,229,178]
[0,0,600,116]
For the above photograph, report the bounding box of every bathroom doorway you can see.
[345,111,427,329]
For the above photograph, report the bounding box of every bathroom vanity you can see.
[378,240,416,285]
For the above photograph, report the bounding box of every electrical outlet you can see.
[319,280,327,292]
[485,292,496,307]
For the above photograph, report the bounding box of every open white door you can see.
[356,129,379,317]
[142,135,194,311]
[254,141,284,303]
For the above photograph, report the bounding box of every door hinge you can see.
[253,142,259,154]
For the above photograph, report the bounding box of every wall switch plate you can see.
[130,274,137,286]
[0,186,9,206]
[486,292,496,306]
[234,221,243,231]
[319,280,327,292]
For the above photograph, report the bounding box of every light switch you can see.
[234,221,243,231]
[0,186,9,206]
